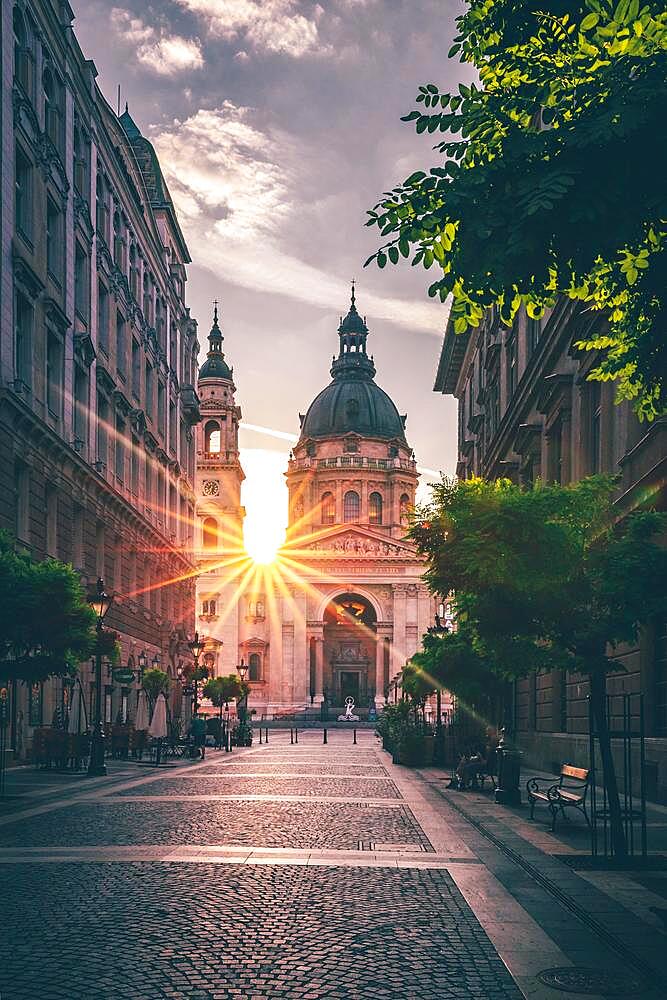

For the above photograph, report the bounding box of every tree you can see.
[203,674,244,737]
[411,476,667,856]
[0,532,96,683]
[142,668,170,705]
[366,1,667,419]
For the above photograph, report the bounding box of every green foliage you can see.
[411,476,667,678]
[366,1,667,419]
[401,660,436,705]
[0,532,96,683]
[142,668,170,703]
[412,627,506,719]
[203,674,244,707]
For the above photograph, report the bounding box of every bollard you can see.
[290,728,294,745]
[353,729,357,745]
[259,728,263,745]
[295,728,298,744]
[323,728,328,745]
[265,727,269,744]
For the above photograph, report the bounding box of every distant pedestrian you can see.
[191,716,207,760]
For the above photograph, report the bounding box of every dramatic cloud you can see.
[174,0,325,58]
[111,8,204,75]
[152,104,444,334]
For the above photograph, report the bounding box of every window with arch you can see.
[129,244,139,299]
[321,491,335,525]
[142,272,152,324]
[43,65,63,152]
[96,173,109,242]
[73,119,89,199]
[399,493,411,527]
[202,598,217,616]
[249,653,261,682]
[112,210,125,270]
[13,6,35,99]
[202,516,218,549]
[343,490,360,523]
[369,492,383,526]
[204,420,221,454]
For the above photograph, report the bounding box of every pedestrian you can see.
[191,715,206,760]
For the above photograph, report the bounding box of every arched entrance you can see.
[323,593,377,707]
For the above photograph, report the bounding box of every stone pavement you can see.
[0,732,665,999]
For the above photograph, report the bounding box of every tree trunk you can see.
[589,670,627,858]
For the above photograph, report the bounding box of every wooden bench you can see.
[526,764,591,831]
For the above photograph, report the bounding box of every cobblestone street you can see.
[2,731,667,999]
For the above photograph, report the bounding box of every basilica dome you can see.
[198,304,233,382]
[299,288,407,443]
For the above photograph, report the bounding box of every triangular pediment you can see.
[283,524,417,559]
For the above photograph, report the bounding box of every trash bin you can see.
[495,746,523,806]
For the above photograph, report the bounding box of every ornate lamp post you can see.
[87,578,113,777]
[138,650,147,686]
[427,602,449,736]
[189,632,204,717]
[236,658,249,726]
[152,653,161,670]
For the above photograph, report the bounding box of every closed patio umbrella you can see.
[148,692,168,767]
[67,679,86,735]
[135,689,149,731]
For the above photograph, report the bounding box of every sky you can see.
[73,1,468,555]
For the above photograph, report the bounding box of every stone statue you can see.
[338,696,359,722]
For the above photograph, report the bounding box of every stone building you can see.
[1,0,200,752]
[195,290,435,716]
[434,298,667,798]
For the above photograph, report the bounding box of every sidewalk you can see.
[414,761,667,997]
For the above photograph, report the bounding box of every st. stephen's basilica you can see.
[194,288,435,717]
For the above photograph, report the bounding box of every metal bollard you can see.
[259,728,263,745]
[323,728,328,745]
[295,728,298,744]
[265,727,269,744]
[353,729,357,745]
[290,728,294,745]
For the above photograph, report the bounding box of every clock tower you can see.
[194,304,246,676]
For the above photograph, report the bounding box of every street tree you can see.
[203,674,244,738]
[142,668,171,705]
[366,0,667,419]
[411,476,667,856]
[0,532,96,683]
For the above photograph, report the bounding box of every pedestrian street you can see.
[1,731,666,1000]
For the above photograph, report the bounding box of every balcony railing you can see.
[288,455,416,473]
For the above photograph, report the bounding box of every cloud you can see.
[152,104,446,335]
[175,0,326,58]
[111,8,204,75]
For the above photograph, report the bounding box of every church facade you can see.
[194,290,435,716]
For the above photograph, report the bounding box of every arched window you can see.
[321,491,335,525]
[129,244,139,298]
[43,65,62,151]
[343,490,360,523]
[202,516,218,549]
[400,493,411,527]
[249,653,261,681]
[112,210,124,269]
[13,7,33,97]
[204,420,221,454]
[369,492,383,526]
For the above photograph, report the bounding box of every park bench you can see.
[526,764,591,831]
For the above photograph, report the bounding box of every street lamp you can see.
[236,658,249,729]
[189,632,204,717]
[87,578,113,776]
[138,650,147,685]
[152,653,161,669]
[427,602,449,736]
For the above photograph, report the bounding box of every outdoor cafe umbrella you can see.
[148,692,168,767]
[67,678,87,735]
[135,689,149,732]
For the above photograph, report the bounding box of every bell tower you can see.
[194,303,246,675]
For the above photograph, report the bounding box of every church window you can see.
[202,516,218,549]
[202,599,217,616]
[343,490,360,523]
[249,653,261,681]
[321,492,335,525]
[369,492,383,526]
[400,493,411,527]
[204,420,221,454]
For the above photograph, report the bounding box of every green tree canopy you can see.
[0,533,96,683]
[411,475,667,853]
[366,0,667,418]
[142,668,171,704]
[203,674,244,707]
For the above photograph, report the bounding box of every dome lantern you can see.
[198,300,233,382]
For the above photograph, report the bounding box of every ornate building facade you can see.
[434,298,667,799]
[1,1,200,753]
[195,290,435,715]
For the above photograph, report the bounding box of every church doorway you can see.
[323,593,377,709]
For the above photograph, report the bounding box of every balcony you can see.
[180,384,201,424]
[288,455,417,473]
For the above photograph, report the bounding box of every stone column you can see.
[315,638,324,704]
[374,624,393,709]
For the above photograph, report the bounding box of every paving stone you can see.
[117,776,401,799]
